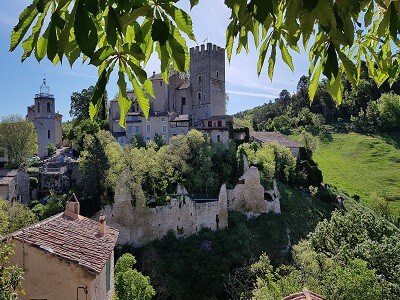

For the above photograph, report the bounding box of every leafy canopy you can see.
[10,0,400,126]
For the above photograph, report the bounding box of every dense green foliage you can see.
[0,240,24,300]
[0,198,38,236]
[30,191,67,220]
[117,184,335,299]
[11,1,400,125]
[70,86,108,121]
[236,65,400,135]
[114,254,155,300]
[0,115,38,166]
[311,132,400,219]
[250,208,400,299]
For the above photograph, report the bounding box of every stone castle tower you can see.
[26,78,62,158]
[190,43,226,121]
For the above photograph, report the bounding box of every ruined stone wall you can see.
[98,176,228,246]
[227,166,281,215]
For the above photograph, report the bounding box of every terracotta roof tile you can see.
[10,213,119,274]
[282,289,326,300]
[250,131,301,148]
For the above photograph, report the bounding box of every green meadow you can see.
[311,132,400,217]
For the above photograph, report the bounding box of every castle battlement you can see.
[190,43,225,62]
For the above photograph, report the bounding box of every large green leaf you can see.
[10,4,39,51]
[279,42,294,71]
[308,61,323,100]
[106,6,121,47]
[74,0,98,56]
[162,5,196,41]
[117,70,133,127]
[89,46,115,66]
[130,74,150,119]
[152,19,169,46]
[89,69,109,120]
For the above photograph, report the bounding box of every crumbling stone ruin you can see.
[98,156,280,246]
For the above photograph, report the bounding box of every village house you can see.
[7,196,119,300]
[0,169,29,203]
[109,43,230,145]
[249,131,302,158]
[26,77,63,158]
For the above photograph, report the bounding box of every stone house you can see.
[109,43,230,145]
[0,169,29,203]
[7,197,119,300]
[250,131,302,158]
[26,77,62,158]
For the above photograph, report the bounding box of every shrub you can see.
[46,144,56,156]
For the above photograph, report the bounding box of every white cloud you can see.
[227,90,277,99]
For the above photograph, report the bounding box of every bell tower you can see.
[27,77,63,158]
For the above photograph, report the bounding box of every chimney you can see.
[99,215,106,236]
[65,193,80,219]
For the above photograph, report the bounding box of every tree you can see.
[0,240,24,300]
[10,1,400,125]
[0,115,37,166]
[299,130,318,158]
[0,198,38,236]
[70,86,108,121]
[114,254,155,300]
[376,92,400,131]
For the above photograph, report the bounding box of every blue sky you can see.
[0,1,309,120]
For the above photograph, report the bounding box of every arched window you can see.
[47,130,51,139]
[47,102,51,113]
[198,75,202,82]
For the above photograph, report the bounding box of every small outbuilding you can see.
[0,169,29,203]
[250,131,302,158]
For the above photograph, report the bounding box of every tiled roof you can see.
[0,170,19,185]
[203,115,233,122]
[250,131,301,148]
[177,80,190,90]
[9,212,119,274]
[282,289,326,300]
[171,114,191,122]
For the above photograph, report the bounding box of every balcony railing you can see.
[35,93,55,99]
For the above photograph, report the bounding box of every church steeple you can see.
[38,75,53,98]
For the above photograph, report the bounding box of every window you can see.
[217,120,222,127]
[208,121,212,127]
[106,257,111,292]
[160,81,163,86]
[37,102,40,113]
[162,125,167,133]
[216,71,219,78]
[135,126,140,134]
[47,102,51,113]
[127,126,133,133]
[181,97,186,105]
[160,117,166,122]
[146,136,151,142]
[217,135,221,142]
[197,92,201,102]
[47,130,51,139]
[198,75,202,82]
[146,124,151,132]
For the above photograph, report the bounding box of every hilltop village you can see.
[0,43,306,299]
[1,42,400,300]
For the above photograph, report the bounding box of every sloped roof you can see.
[177,80,190,90]
[0,169,19,185]
[9,212,119,274]
[250,131,301,148]
[282,289,326,300]
[171,114,191,122]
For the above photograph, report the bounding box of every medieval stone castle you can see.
[26,78,63,158]
[109,43,232,145]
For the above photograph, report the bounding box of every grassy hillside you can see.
[312,132,400,217]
